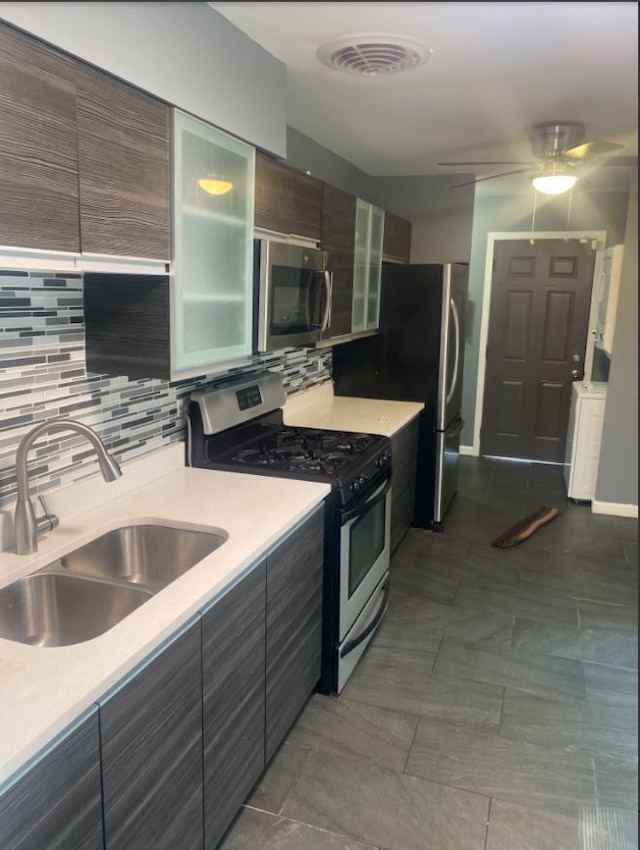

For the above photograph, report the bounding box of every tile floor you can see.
[221,457,638,850]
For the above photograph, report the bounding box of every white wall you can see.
[0,1,287,155]
[594,169,638,512]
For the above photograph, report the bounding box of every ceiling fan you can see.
[439,122,625,193]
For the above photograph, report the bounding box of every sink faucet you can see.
[14,418,122,555]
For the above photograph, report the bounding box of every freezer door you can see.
[437,265,468,430]
[434,415,464,529]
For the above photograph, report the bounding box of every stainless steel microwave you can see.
[255,238,332,352]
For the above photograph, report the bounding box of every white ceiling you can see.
[209,1,638,188]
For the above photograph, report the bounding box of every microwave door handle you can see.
[321,270,332,332]
[304,269,315,328]
[342,472,392,523]
[445,297,461,406]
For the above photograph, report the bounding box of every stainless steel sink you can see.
[55,524,228,592]
[0,524,228,646]
[0,572,153,647]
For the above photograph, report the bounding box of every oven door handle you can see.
[340,577,389,658]
[342,472,392,524]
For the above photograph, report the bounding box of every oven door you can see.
[257,239,331,351]
[338,470,391,641]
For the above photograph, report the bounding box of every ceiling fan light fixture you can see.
[531,173,577,195]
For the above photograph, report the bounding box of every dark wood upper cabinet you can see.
[383,211,413,262]
[0,710,103,850]
[0,22,80,252]
[321,183,357,338]
[254,151,322,241]
[77,63,171,259]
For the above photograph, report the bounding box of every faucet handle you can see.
[37,495,59,533]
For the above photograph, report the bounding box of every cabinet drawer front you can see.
[100,621,203,850]
[0,710,102,850]
[266,505,325,761]
[202,562,266,849]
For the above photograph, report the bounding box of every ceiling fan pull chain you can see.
[529,191,538,245]
[566,187,574,231]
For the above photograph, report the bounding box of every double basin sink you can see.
[0,524,228,647]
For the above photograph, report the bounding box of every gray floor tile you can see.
[220,807,379,850]
[518,556,637,606]
[389,553,460,604]
[435,636,586,699]
[343,644,504,730]
[512,618,638,669]
[284,694,419,772]
[500,689,638,762]
[583,663,639,708]
[455,580,580,626]
[593,756,639,809]
[376,591,514,654]
[622,540,638,563]
[577,805,639,850]
[406,716,596,815]
[247,742,311,815]
[486,798,579,850]
[282,749,490,850]
[578,599,638,633]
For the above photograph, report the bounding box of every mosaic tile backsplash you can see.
[0,270,332,507]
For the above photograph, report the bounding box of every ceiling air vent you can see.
[317,35,432,77]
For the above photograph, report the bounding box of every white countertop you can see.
[0,446,329,788]
[283,382,424,437]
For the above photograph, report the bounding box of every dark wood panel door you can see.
[266,504,325,762]
[100,620,203,850]
[254,151,291,235]
[481,239,596,462]
[390,416,419,553]
[202,562,266,849]
[0,710,103,850]
[0,22,80,252]
[289,168,322,241]
[77,63,171,259]
[383,211,412,263]
[321,184,357,338]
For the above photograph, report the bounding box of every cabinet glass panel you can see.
[351,198,371,334]
[365,205,384,330]
[173,110,255,371]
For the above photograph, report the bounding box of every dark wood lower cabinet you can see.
[390,417,420,553]
[0,709,103,850]
[99,619,204,850]
[202,563,266,849]
[266,504,325,762]
[0,504,327,850]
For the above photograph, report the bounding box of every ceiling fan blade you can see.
[450,168,530,189]
[563,140,624,161]
[438,160,534,166]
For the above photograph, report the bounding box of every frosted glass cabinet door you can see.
[365,204,384,331]
[173,110,255,372]
[351,198,371,334]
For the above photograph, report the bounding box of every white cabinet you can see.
[173,110,255,373]
[594,244,624,357]
[351,199,385,334]
[563,382,607,501]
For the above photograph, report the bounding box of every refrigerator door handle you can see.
[445,297,461,405]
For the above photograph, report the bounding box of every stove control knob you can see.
[350,479,361,493]
[360,474,368,485]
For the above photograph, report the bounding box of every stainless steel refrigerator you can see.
[332,262,468,531]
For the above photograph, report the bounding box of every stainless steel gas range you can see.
[187,371,391,695]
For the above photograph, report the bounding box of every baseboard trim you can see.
[460,445,476,457]
[591,499,638,518]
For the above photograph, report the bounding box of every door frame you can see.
[469,229,607,457]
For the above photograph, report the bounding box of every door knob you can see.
[571,369,580,378]
[572,354,581,363]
